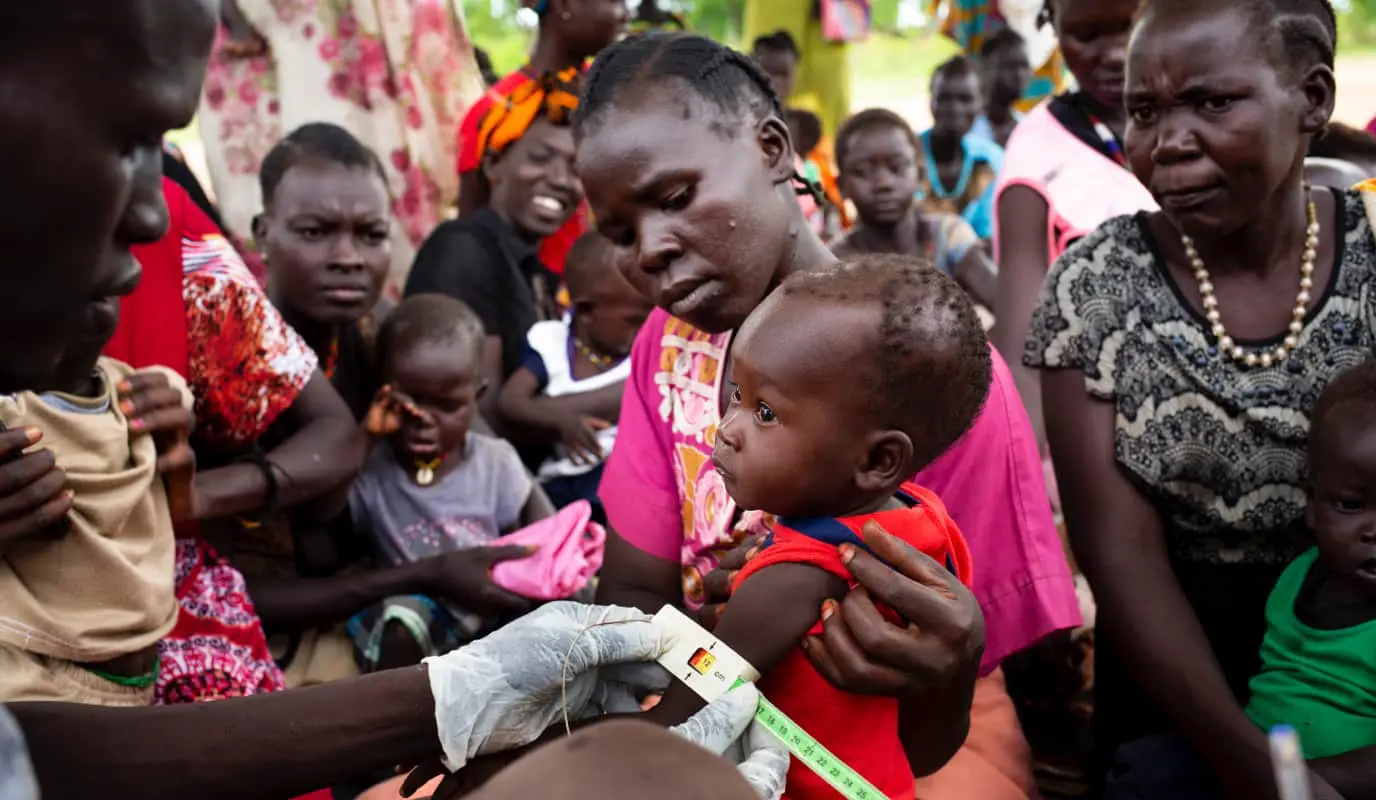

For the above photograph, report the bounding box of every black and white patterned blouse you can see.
[1026,189,1376,567]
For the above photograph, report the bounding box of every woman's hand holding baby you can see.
[802,519,984,696]
[697,533,765,630]
[697,518,985,770]
[119,371,197,520]
[0,426,71,553]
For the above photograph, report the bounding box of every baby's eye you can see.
[729,386,741,405]
[1335,497,1366,514]
[754,402,776,424]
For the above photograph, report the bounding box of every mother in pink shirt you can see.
[574,33,1080,797]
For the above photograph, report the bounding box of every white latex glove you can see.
[670,683,790,800]
[425,602,669,770]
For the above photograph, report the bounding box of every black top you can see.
[404,208,558,380]
[330,320,381,423]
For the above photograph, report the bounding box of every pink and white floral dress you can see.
[197,0,485,289]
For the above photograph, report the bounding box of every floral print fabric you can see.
[198,0,485,288]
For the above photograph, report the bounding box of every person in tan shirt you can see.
[0,357,192,706]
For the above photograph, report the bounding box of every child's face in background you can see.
[1309,403,1376,597]
[712,292,882,518]
[258,162,392,326]
[839,126,921,229]
[387,338,484,465]
[1051,0,1134,112]
[929,71,982,139]
[983,44,1032,110]
[752,48,797,102]
[572,269,651,359]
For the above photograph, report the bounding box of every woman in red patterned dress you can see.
[106,177,365,705]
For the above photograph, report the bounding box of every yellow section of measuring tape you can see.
[731,679,886,800]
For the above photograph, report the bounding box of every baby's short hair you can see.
[1310,359,1376,452]
[779,254,992,468]
[562,232,617,299]
[376,293,485,379]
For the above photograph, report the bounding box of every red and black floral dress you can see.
[106,178,318,704]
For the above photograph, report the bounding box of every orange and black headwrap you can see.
[472,66,582,164]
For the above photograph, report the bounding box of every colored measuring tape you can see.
[749,686,887,800]
[652,606,885,800]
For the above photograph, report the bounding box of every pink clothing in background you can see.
[599,309,1080,672]
[993,103,1157,267]
[490,501,605,600]
[1367,116,1376,137]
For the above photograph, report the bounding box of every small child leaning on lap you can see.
[646,254,992,800]
[499,232,650,518]
[347,294,553,672]
[1245,360,1376,797]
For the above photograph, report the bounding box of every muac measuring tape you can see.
[652,606,887,800]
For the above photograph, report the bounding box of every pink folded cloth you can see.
[490,500,606,600]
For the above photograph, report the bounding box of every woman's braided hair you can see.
[573,32,825,205]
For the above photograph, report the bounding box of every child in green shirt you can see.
[1246,359,1376,796]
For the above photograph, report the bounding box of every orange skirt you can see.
[913,668,1037,800]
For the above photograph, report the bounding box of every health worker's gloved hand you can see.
[670,683,789,800]
[425,602,670,770]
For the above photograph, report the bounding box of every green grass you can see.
[849,30,960,98]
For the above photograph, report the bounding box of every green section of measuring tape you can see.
[731,679,885,800]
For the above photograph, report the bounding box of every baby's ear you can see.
[854,429,912,494]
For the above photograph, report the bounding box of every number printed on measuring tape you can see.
[755,696,886,800]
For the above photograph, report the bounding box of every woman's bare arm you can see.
[194,372,365,520]
[1314,746,1376,800]
[595,529,685,614]
[993,186,1052,445]
[478,337,508,438]
[1043,369,1276,798]
[498,367,625,446]
[953,246,998,311]
[12,666,437,800]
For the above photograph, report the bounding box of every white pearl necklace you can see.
[1181,186,1318,368]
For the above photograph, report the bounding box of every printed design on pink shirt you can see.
[650,316,743,604]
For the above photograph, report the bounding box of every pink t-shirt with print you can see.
[599,308,1081,673]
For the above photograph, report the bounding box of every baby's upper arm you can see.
[647,562,848,726]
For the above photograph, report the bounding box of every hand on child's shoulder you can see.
[118,370,196,519]
[0,425,72,552]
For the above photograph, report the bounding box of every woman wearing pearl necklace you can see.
[1026,1,1364,798]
